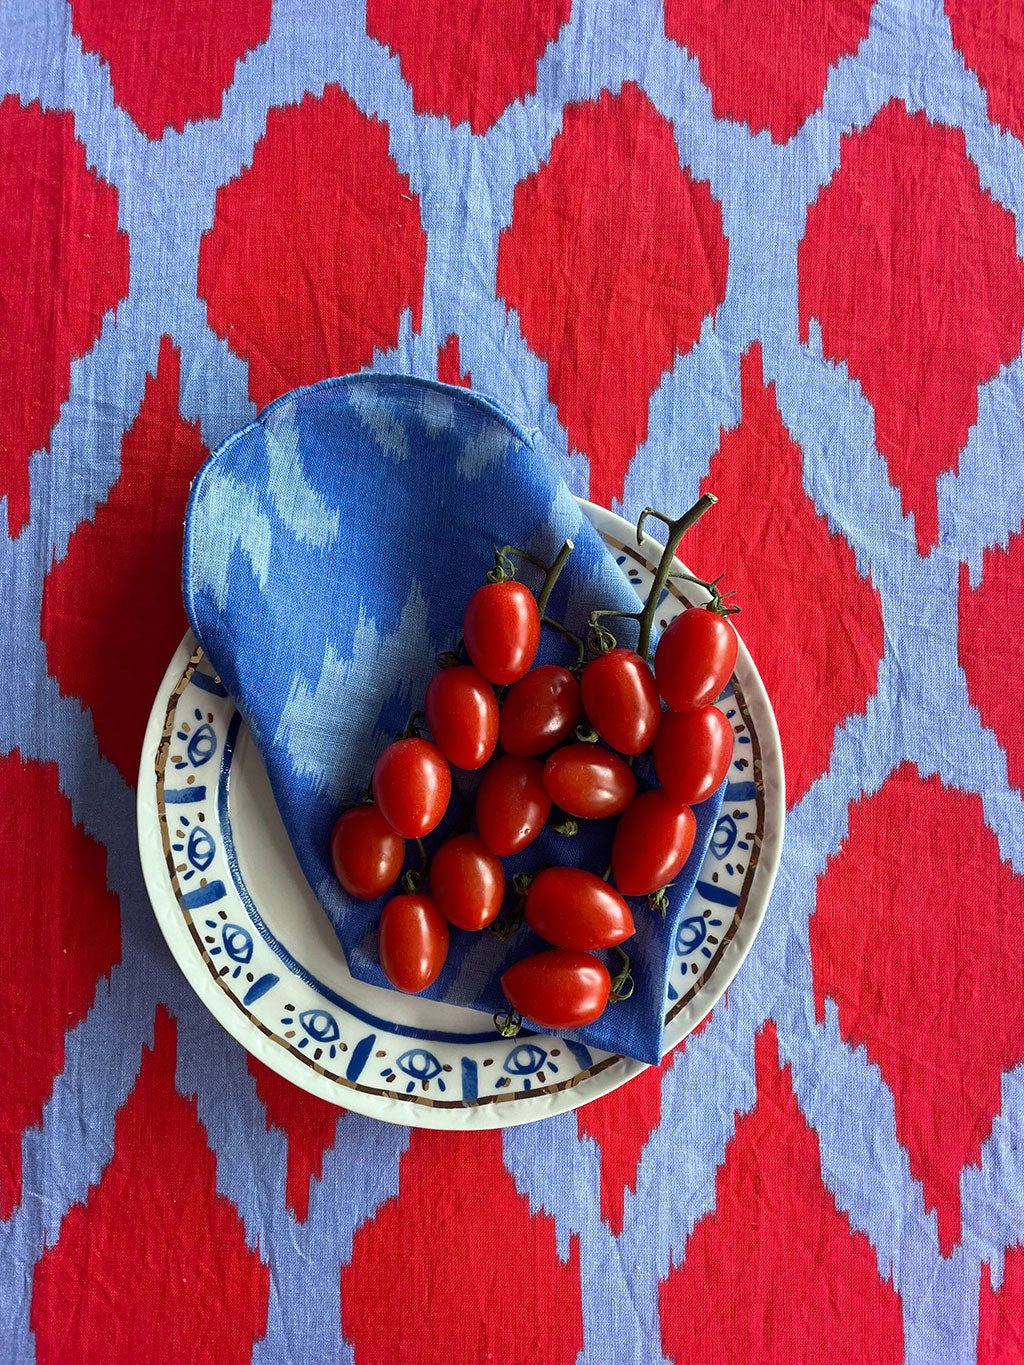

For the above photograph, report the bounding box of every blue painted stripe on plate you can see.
[191,671,228,696]
[460,1057,478,1100]
[346,1033,376,1082]
[242,972,279,1006]
[723,780,757,802]
[695,879,741,908]
[165,785,207,803]
[182,879,227,909]
[563,1039,593,1071]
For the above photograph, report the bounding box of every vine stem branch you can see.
[536,538,574,616]
[635,494,718,659]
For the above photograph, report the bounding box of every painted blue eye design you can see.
[206,919,253,977]
[677,915,707,955]
[186,825,215,872]
[171,814,217,882]
[223,924,253,963]
[173,708,217,769]
[280,1008,340,1061]
[710,814,738,860]
[395,1048,444,1094]
[676,913,724,961]
[504,1044,547,1075]
[495,1042,559,1090]
[186,723,217,767]
[300,1009,340,1043]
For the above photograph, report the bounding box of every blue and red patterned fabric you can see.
[2,1,1024,1360]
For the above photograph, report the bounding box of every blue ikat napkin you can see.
[183,375,724,1064]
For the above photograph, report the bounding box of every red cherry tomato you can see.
[653,705,733,805]
[581,649,661,755]
[475,755,551,855]
[463,580,540,684]
[612,790,696,897]
[378,893,449,993]
[330,805,404,901]
[501,949,611,1030]
[655,606,738,711]
[424,665,498,770]
[542,744,636,819]
[372,737,451,838]
[525,867,634,949]
[499,665,582,757]
[429,834,505,931]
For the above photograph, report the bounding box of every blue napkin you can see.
[183,375,723,1064]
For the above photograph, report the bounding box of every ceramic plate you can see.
[137,500,784,1127]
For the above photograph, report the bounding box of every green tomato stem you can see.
[399,838,428,894]
[536,538,575,615]
[540,614,585,668]
[668,568,741,617]
[635,494,718,660]
[586,608,640,655]
[486,544,547,583]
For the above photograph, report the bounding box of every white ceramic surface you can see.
[137,500,784,1126]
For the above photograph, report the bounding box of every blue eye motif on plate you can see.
[395,1048,444,1094]
[676,915,707,955]
[186,824,216,872]
[495,1042,558,1091]
[186,723,217,767]
[171,814,217,882]
[206,919,253,977]
[676,913,724,961]
[173,708,217,769]
[710,813,738,860]
[223,923,253,963]
[280,1008,341,1060]
[300,1009,340,1043]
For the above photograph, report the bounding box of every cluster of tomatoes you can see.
[330,533,738,1037]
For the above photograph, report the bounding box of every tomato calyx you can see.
[436,638,465,668]
[586,610,635,656]
[400,837,429,894]
[485,543,545,585]
[648,884,672,918]
[493,1005,524,1037]
[400,709,428,739]
[489,871,533,941]
[668,568,740,620]
[550,814,578,837]
[609,945,634,1002]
